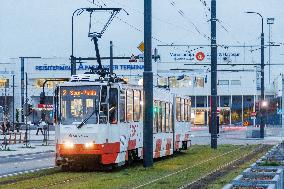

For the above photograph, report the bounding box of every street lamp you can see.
[245,11,265,138]
[261,100,268,108]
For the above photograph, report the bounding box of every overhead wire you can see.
[169,0,211,41]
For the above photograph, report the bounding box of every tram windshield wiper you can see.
[77,110,98,129]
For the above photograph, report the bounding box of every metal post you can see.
[267,18,275,84]
[268,24,271,84]
[210,0,218,149]
[143,0,154,167]
[110,41,114,75]
[282,75,284,129]
[24,72,29,147]
[245,12,265,138]
[71,11,75,76]
[12,75,15,131]
[20,58,25,122]
[260,28,265,138]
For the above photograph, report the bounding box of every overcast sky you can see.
[0,0,283,78]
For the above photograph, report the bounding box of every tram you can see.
[54,72,191,169]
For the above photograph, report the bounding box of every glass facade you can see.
[190,95,258,126]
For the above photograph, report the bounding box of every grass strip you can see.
[0,145,269,189]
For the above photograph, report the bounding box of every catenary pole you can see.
[143,0,154,167]
[110,41,114,75]
[210,0,218,149]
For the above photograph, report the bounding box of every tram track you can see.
[0,145,270,189]
[132,144,270,189]
[179,144,270,189]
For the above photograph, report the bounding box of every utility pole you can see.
[210,0,218,149]
[267,18,275,84]
[143,0,154,167]
[12,75,15,131]
[24,72,29,147]
[110,41,114,75]
[260,23,265,138]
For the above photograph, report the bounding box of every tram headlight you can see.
[85,142,94,149]
[64,141,74,149]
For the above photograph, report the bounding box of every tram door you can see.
[99,85,119,124]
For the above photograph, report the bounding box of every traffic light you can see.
[40,92,45,104]
[23,103,33,116]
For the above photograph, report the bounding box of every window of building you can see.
[179,76,192,88]
[126,90,133,122]
[195,77,204,88]
[133,90,141,122]
[157,77,168,88]
[169,77,179,88]
[218,80,229,85]
[0,79,9,88]
[231,80,241,85]
[35,79,65,89]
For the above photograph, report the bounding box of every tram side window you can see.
[169,103,173,132]
[100,85,108,124]
[54,87,59,124]
[153,101,159,133]
[126,90,133,122]
[181,99,185,122]
[184,99,188,122]
[133,90,141,122]
[165,103,170,132]
[158,101,163,132]
[176,98,181,122]
[188,99,192,121]
[120,90,126,122]
[161,102,166,132]
[109,88,118,124]
[101,86,107,102]
[141,91,144,119]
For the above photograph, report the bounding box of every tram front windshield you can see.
[60,86,100,125]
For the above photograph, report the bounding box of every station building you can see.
[0,46,280,126]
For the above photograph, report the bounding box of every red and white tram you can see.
[54,73,191,169]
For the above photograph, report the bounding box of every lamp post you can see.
[71,8,84,76]
[245,11,265,138]
[267,18,275,84]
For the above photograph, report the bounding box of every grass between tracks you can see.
[0,144,270,189]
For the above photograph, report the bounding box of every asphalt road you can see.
[0,151,55,178]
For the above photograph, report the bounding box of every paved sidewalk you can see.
[0,130,55,157]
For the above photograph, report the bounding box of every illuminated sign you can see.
[62,89,97,97]
[35,63,144,71]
